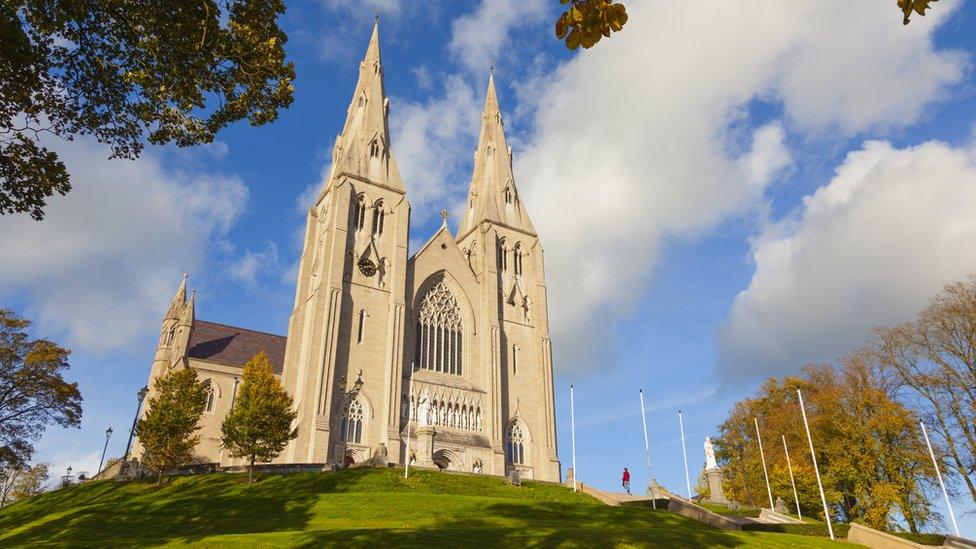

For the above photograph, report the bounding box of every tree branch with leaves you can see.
[0,309,81,470]
[1,0,295,220]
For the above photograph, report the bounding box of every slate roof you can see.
[187,320,287,374]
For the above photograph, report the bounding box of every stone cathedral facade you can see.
[134,23,561,482]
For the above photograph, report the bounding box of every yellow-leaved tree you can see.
[220,352,297,483]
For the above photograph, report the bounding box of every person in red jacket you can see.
[622,467,631,495]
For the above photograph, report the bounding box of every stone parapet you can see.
[666,496,744,531]
[846,523,925,549]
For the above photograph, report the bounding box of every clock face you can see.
[358,257,377,277]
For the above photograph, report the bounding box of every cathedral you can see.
[134,22,561,482]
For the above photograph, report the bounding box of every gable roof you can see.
[187,320,287,374]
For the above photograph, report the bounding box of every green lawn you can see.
[0,467,858,547]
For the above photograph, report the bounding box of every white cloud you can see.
[449,0,548,73]
[0,138,248,351]
[509,0,967,372]
[228,241,281,288]
[717,140,976,381]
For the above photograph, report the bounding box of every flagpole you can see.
[754,417,774,510]
[798,389,833,540]
[679,410,691,499]
[403,363,415,479]
[921,420,959,537]
[782,435,801,521]
[639,389,656,509]
[570,384,578,492]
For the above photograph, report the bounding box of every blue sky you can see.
[2,0,976,537]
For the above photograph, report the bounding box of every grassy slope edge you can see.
[0,468,855,547]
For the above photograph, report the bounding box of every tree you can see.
[2,0,295,220]
[873,276,976,508]
[135,366,206,485]
[0,309,82,469]
[714,358,937,531]
[221,351,296,483]
[0,462,48,506]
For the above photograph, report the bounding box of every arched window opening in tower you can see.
[372,200,385,237]
[370,139,380,158]
[416,281,463,375]
[512,344,519,375]
[513,243,523,276]
[357,309,366,344]
[203,380,215,413]
[353,194,366,231]
[507,422,525,464]
[498,239,508,273]
[504,187,512,204]
[339,399,365,444]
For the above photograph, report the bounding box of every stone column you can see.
[413,426,436,468]
[706,467,728,504]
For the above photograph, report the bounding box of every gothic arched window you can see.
[416,281,463,375]
[369,139,380,158]
[203,380,215,413]
[513,243,523,276]
[504,187,512,204]
[372,200,385,237]
[498,238,508,273]
[353,194,366,231]
[339,399,365,443]
[507,422,525,464]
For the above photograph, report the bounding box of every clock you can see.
[358,257,377,276]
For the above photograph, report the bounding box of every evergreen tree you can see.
[135,367,206,485]
[221,352,297,483]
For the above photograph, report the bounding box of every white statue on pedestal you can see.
[417,390,432,427]
[704,436,717,469]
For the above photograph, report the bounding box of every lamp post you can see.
[97,426,113,477]
[122,386,149,470]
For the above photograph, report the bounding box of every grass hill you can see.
[0,467,856,547]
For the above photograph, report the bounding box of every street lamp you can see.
[97,426,113,477]
[121,386,149,475]
[61,466,73,488]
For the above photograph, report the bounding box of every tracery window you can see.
[353,194,366,231]
[513,243,523,276]
[415,281,463,375]
[504,187,512,204]
[339,399,365,443]
[507,422,525,464]
[203,380,215,412]
[369,139,380,158]
[372,200,385,237]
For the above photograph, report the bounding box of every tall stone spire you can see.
[164,273,188,320]
[457,72,535,238]
[327,20,405,192]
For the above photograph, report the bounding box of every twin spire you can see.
[457,72,536,238]
[330,22,535,237]
[330,21,405,192]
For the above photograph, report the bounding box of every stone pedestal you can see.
[705,467,728,504]
[413,426,435,468]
